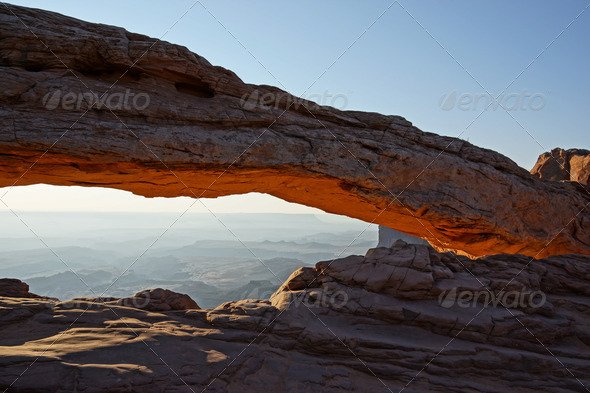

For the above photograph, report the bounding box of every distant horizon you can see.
[0,185,327,214]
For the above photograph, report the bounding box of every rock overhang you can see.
[0,4,589,259]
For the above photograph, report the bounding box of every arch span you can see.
[0,5,588,258]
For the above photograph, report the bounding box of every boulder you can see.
[117,288,199,311]
[0,278,39,298]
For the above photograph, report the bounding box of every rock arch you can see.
[0,5,588,258]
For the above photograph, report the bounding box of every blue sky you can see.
[3,1,589,212]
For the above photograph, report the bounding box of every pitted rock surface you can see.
[531,147,590,186]
[0,5,589,258]
[1,243,588,392]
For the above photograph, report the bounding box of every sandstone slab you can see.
[1,243,588,392]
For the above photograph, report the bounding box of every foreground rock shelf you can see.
[1,4,589,258]
[1,242,588,392]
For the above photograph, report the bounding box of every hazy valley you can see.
[0,212,376,308]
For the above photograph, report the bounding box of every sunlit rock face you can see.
[1,242,588,392]
[531,148,590,185]
[1,5,589,258]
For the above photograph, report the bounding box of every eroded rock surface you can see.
[0,278,40,298]
[0,5,589,258]
[1,243,588,392]
[532,148,590,186]
[117,288,200,311]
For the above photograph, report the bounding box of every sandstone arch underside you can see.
[0,5,588,258]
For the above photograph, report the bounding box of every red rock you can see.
[531,147,590,185]
[0,5,588,258]
[1,244,589,392]
[0,278,39,298]
[117,288,199,311]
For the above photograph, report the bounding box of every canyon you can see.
[0,241,589,392]
[0,4,589,393]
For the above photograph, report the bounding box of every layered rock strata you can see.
[0,5,589,258]
[1,242,588,392]
[531,148,590,186]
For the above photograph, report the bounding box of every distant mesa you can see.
[377,225,428,248]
